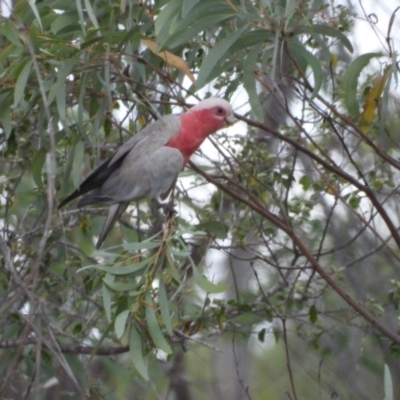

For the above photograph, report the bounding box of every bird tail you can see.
[96,201,129,249]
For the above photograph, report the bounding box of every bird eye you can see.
[216,107,225,115]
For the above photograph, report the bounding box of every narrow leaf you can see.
[145,291,172,354]
[122,240,161,252]
[0,100,12,138]
[182,0,201,17]
[195,221,229,240]
[142,39,196,84]
[295,24,354,53]
[243,43,263,122]
[158,277,173,336]
[31,147,47,188]
[84,0,100,29]
[28,0,43,31]
[288,40,323,99]
[102,283,112,323]
[383,364,393,400]
[359,68,391,133]
[340,52,382,118]
[103,280,139,292]
[155,0,181,37]
[56,82,66,120]
[309,305,318,324]
[192,266,228,294]
[14,61,33,107]
[97,259,149,276]
[197,25,247,88]
[129,324,149,380]
[115,310,130,339]
[71,140,85,188]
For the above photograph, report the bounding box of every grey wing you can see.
[72,116,182,207]
[101,146,184,202]
[108,115,181,166]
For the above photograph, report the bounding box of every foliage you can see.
[1,0,400,399]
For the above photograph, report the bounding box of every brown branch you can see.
[0,338,130,355]
[237,114,400,251]
[189,162,400,345]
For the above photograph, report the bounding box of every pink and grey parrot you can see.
[58,98,234,248]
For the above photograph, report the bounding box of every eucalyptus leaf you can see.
[14,61,32,108]
[102,283,113,323]
[115,310,130,339]
[97,259,149,276]
[182,0,201,18]
[197,25,247,88]
[295,24,354,53]
[158,277,173,336]
[288,40,323,99]
[103,280,139,292]
[195,221,229,240]
[145,291,172,354]
[243,43,264,122]
[340,52,382,118]
[71,140,85,189]
[31,147,47,188]
[129,325,149,380]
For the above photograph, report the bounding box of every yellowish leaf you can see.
[359,68,391,133]
[141,39,196,85]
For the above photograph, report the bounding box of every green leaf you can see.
[97,259,149,276]
[163,15,234,49]
[158,277,173,336]
[31,147,47,188]
[115,310,130,339]
[122,240,162,252]
[102,282,113,323]
[14,61,33,108]
[383,364,394,400]
[348,195,360,209]
[197,25,247,88]
[230,312,264,325]
[288,40,323,99]
[299,175,312,191]
[192,266,228,294]
[129,325,149,380]
[0,100,12,138]
[229,30,273,54]
[84,0,100,29]
[195,221,229,240]
[309,305,318,324]
[295,24,354,53]
[340,52,382,118]
[145,290,172,354]
[258,328,266,342]
[182,0,201,17]
[164,2,233,45]
[48,57,78,105]
[56,82,66,120]
[389,342,400,359]
[0,21,24,48]
[28,0,43,31]
[103,280,139,292]
[273,329,280,344]
[71,140,85,188]
[51,12,81,34]
[155,0,182,38]
[243,43,264,122]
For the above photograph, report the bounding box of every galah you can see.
[58,98,234,248]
